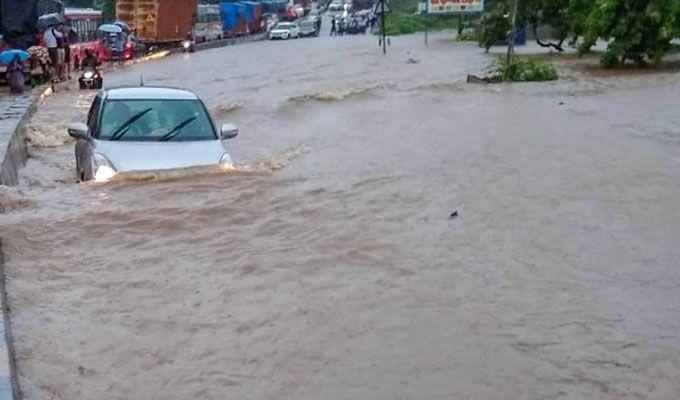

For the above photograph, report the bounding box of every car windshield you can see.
[275,23,291,29]
[99,99,216,142]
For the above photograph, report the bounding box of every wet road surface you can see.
[1,31,680,399]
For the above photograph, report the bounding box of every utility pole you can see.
[506,0,519,68]
[380,0,386,54]
[424,1,428,47]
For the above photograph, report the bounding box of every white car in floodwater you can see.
[269,22,300,40]
[68,86,238,182]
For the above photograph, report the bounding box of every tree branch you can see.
[533,24,565,52]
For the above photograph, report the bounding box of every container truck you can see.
[220,2,248,37]
[240,2,263,33]
[116,0,198,46]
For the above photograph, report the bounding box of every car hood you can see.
[270,29,290,34]
[93,139,228,172]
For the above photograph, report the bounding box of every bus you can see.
[64,8,104,66]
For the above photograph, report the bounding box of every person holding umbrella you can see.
[5,54,26,93]
[43,23,64,81]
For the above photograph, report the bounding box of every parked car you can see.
[346,16,367,34]
[68,86,238,182]
[297,17,320,37]
[195,25,223,42]
[328,0,344,13]
[268,22,300,40]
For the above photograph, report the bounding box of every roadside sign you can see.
[427,0,483,14]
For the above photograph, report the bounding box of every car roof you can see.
[104,86,199,100]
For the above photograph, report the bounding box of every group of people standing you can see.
[42,22,72,82]
[329,13,376,36]
[3,22,102,94]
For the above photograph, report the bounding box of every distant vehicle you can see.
[181,39,196,53]
[328,1,344,12]
[68,87,238,182]
[64,7,104,66]
[195,4,227,41]
[195,25,223,42]
[297,17,320,37]
[127,34,147,56]
[116,0,197,46]
[346,16,367,34]
[269,22,300,40]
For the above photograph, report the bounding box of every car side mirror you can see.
[68,122,90,140]
[220,123,238,140]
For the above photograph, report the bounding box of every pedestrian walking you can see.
[330,18,337,36]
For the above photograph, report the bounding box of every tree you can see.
[525,0,571,51]
[94,0,115,22]
[577,0,680,68]
[479,0,572,52]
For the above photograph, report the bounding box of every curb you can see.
[0,240,20,400]
[0,87,48,186]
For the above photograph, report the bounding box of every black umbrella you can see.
[37,13,65,32]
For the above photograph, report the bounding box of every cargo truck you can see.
[116,0,198,46]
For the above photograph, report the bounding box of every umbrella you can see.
[37,13,65,31]
[113,21,132,33]
[0,49,30,64]
[99,24,123,34]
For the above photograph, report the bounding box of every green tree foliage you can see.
[479,0,571,51]
[481,0,680,68]
[578,0,680,67]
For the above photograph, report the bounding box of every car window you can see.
[99,99,217,142]
[87,96,102,134]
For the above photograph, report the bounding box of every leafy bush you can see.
[491,56,559,81]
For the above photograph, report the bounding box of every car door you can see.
[292,24,300,37]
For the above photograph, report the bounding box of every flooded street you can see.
[1,31,680,399]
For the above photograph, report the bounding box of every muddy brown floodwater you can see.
[1,31,680,399]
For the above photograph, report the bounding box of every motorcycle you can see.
[181,40,196,53]
[79,68,103,90]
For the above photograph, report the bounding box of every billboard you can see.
[427,0,484,14]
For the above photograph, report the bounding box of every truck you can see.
[116,0,198,46]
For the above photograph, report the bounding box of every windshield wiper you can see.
[111,108,153,141]
[159,116,197,142]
